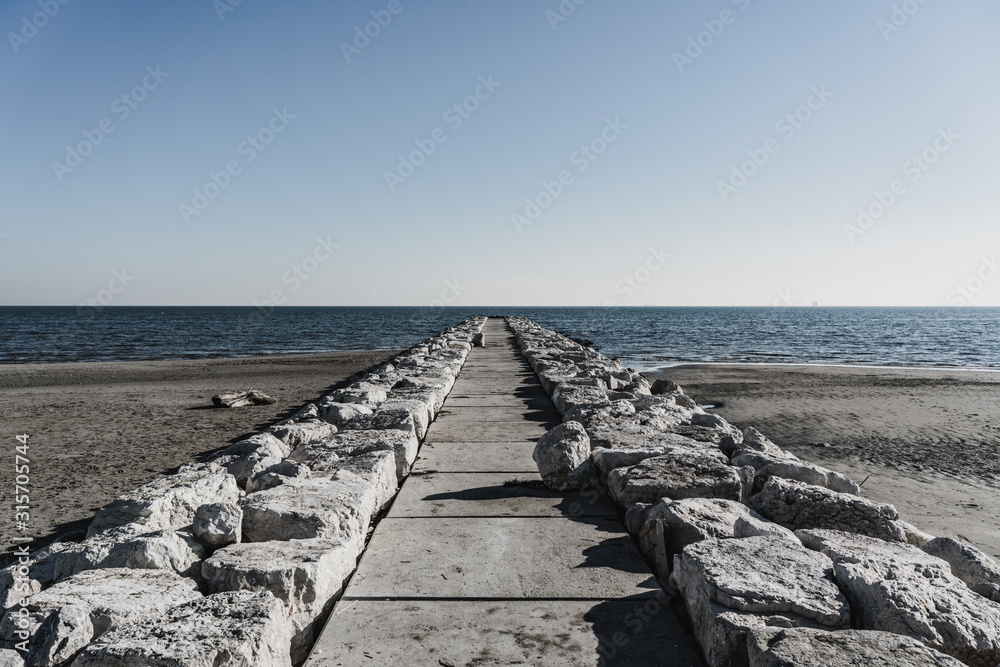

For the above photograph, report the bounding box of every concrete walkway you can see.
[306,319,702,666]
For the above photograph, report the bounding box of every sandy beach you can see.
[0,350,397,560]
[648,364,1000,558]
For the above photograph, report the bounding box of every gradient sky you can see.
[2,0,998,307]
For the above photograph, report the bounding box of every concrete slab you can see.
[443,394,553,409]
[413,441,539,473]
[307,599,703,666]
[436,406,559,424]
[347,517,661,599]
[391,472,618,518]
[428,420,551,443]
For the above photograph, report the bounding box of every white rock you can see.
[733,449,860,495]
[922,536,1000,603]
[240,472,377,550]
[331,382,388,406]
[0,649,23,667]
[897,519,935,547]
[731,426,794,459]
[87,468,240,538]
[795,528,945,567]
[341,407,419,442]
[202,538,356,663]
[214,434,289,486]
[671,536,850,667]
[193,502,243,548]
[1,568,201,655]
[245,460,312,494]
[532,421,594,491]
[750,477,905,542]
[835,555,1000,667]
[54,524,206,581]
[71,591,292,667]
[26,604,93,666]
[0,543,74,609]
[288,429,419,481]
[267,422,338,450]
[608,452,753,506]
[317,399,372,425]
[747,627,967,667]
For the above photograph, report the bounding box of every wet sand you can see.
[647,364,1000,558]
[0,350,397,561]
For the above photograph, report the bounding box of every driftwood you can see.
[212,389,276,408]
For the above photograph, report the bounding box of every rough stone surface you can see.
[245,460,312,494]
[25,604,93,666]
[53,524,206,581]
[193,502,243,548]
[342,407,420,442]
[317,400,372,425]
[87,468,240,537]
[317,450,397,510]
[0,649,22,667]
[795,528,945,567]
[671,536,850,667]
[608,452,752,506]
[562,400,636,429]
[587,422,706,453]
[733,449,860,495]
[71,591,293,667]
[747,627,966,667]
[727,426,792,459]
[749,477,905,542]
[646,498,794,558]
[267,421,339,450]
[203,538,356,663]
[591,441,726,480]
[1,568,201,655]
[0,543,73,608]
[922,536,1000,603]
[650,378,681,394]
[897,519,935,548]
[331,381,389,407]
[240,472,376,549]
[835,555,1000,667]
[287,429,418,481]
[532,421,594,491]
[214,434,288,487]
[551,382,609,414]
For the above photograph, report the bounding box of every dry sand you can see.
[0,350,396,562]
[648,364,1000,558]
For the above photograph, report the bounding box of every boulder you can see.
[472,333,485,347]
[246,460,312,494]
[670,536,850,667]
[287,429,418,481]
[562,400,636,429]
[214,434,288,486]
[341,407,420,442]
[724,427,791,459]
[795,528,945,567]
[532,421,594,491]
[591,441,726,480]
[834,555,1000,667]
[650,379,681,395]
[267,422,339,449]
[317,450,397,510]
[193,502,243,548]
[732,449,860,495]
[331,382,389,407]
[373,400,432,440]
[0,649,22,667]
[691,412,743,442]
[71,591,292,667]
[897,519,935,548]
[87,468,240,538]
[25,604,94,666]
[747,627,966,667]
[0,543,74,609]
[53,524,206,581]
[922,536,1000,603]
[240,472,377,549]
[586,422,705,452]
[317,399,372,425]
[551,383,609,415]
[203,538,356,663]
[1,568,201,656]
[749,477,905,542]
[608,452,753,506]
[645,498,795,559]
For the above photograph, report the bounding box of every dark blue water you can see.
[1,306,998,371]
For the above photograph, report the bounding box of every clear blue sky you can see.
[2,0,998,307]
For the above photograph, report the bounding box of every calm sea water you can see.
[1,306,998,371]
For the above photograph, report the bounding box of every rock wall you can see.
[0,317,487,667]
[508,316,1000,667]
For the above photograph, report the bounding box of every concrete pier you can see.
[306,318,702,665]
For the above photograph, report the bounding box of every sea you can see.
[1,306,999,372]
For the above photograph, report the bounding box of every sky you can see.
[1,0,998,307]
